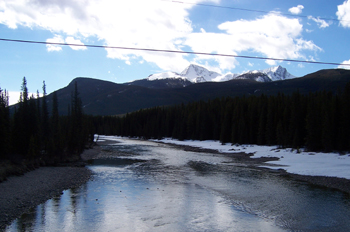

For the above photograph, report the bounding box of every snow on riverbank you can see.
[98,136,350,180]
[156,138,350,180]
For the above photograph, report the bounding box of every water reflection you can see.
[16,207,36,232]
[6,139,350,231]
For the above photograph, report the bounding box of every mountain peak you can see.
[181,64,206,74]
[145,64,296,84]
[241,65,295,82]
[180,64,221,83]
[263,65,295,81]
[268,65,283,72]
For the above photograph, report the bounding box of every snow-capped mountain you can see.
[180,64,222,83]
[147,71,185,81]
[147,64,296,84]
[239,66,296,82]
[213,73,240,82]
[147,64,221,83]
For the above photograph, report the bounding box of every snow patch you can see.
[147,71,185,81]
[154,138,350,180]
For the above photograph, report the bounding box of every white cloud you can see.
[0,0,321,72]
[338,59,350,69]
[288,5,304,15]
[7,91,42,105]
[307,16,330,28]
[47,35,86,51]
[185,13,321,68]
[337,0,350,28]
[0,0,202,72]
[265,59,277,66]
[8,91,20,105]
[65,37,87,50]
[46,34,63,52]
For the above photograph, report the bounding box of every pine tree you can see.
[12,77,31,156]
[49,91,63,159]
[305,95,322,151]
[220,106,232,144]
[41,81,50,154]
[321,111,333,152]
[0,87,10,159]
[27,94,39,158]
[337,82,350,151]
[276,120,284,148]
[257,96,267,145]
[265,97,276,145]
[67,81,85,155]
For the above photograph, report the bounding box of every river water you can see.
[5,138,350,231]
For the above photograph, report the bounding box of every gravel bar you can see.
[0,166,92,230]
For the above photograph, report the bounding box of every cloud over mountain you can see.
[0,0,322,73]
[339,59,350,70]
[185,13,321,68]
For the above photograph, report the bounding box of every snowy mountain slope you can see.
[180,64,222,83]
[213,73,240,82]
[238,66,296,82]
[146,64,296,84]
[147,71,185,81]
[147,64,221,83]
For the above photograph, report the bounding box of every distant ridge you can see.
[9,69,350,116]
[144,64,296,85]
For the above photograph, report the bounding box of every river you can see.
[5,138,350,231]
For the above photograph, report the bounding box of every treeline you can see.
[0,77,93,167]
[92,82,350,153]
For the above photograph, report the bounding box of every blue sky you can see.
[1,0,350,105]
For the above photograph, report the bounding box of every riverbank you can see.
[0,144,104,230]
[150,137,350,195]
[94,136,350,195]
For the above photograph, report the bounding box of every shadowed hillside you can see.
[11,69,350,116]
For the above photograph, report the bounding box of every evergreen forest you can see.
[2,77,350,181]
[92,81,350,153]
[0,77,93,178]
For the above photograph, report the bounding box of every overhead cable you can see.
[0,38,349,67]
[162,0,344,23]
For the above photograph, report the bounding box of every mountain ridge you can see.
[33,68,350,116]
[9,68,350,116]
[144,64,296,85]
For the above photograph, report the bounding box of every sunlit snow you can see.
[146,64,295,83]
[150,138,350,180]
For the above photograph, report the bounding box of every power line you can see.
[0,38,349,67]
[162,0,344,23]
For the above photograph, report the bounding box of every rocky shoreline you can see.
[0,166,92,230]
[0,144,104,231]
[285,173,350,194]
